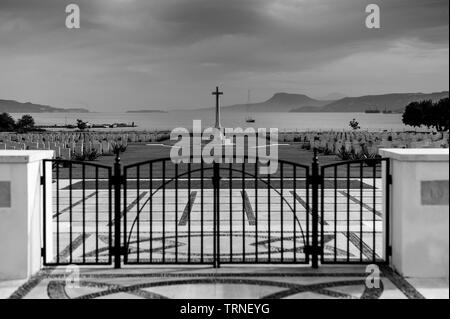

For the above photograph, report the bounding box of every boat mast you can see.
[246,89,251,115]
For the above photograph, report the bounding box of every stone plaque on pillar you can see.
[421,180,449,206]
[0,181,11,208]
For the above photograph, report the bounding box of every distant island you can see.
[217,93,329,113]
[0,99,89,113]
[289,91,449,113]
[208,91,449,113]
[126,110,168,113]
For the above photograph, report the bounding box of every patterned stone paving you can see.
[8,266,424,299]
[2,175,444,300]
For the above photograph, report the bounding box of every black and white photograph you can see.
[0,0,448,306]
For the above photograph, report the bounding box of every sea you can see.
[9,110,413,132]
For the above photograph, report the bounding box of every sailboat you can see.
[245,89,256,123]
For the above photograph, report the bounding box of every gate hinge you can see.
[41,247,45,257]
[387,246,392,257]
[40,176,45,185]
[387,174,393,185]
[304,245,323,255]
[111,246,128,256]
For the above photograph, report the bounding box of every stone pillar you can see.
[0,150,54,280]
[379,149,449,278]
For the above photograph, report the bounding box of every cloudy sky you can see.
[0,0,448,111]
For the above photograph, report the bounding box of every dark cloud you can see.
[143,0,274,46]
[0,0,448,110]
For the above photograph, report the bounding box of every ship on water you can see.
[382,106,393,114]
[365,107,381,114]
[365,106,393,114]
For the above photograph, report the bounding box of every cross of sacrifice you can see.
[212,86,223,130]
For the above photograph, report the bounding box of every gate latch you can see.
[306,174,324,186]
[304,245,323,255]
[111,175,126,186]
[112,246,129,256]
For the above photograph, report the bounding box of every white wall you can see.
[0,151,53,280]
[380,149,449,278]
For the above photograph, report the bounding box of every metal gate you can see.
[319,158,390,264]
[120,157,311,267]
[42,159,113,266]
[41,151,390,268]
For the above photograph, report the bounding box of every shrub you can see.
[72,149,101,161]
[76,119,88,131]
[349,119,361,130]
[113,144,127,153]
[337,146,356,160]
[156,133,170,142]
[355,149,382,167]
[362,153,382,167]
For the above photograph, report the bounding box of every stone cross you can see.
[212,86,223,130]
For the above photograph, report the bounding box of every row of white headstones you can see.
[0,130,447,159]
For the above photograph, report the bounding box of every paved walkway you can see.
[4,171,445,299]
[4,266,448,299]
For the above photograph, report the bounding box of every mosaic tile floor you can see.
[10,176,421,299]
[8,266,425,299]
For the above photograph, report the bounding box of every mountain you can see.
[317,92,347,101]
[0,99,89,113]
[290,91,449,113]
[221,93,329,112]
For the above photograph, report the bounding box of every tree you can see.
[402,98,449,132]
[402,101,425,128]
[0,112,16,132]
[431,98,449,132]
[76,119,88,131]
[419,100,435,130]
[349,118,360,130]
[15,114,35,132]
